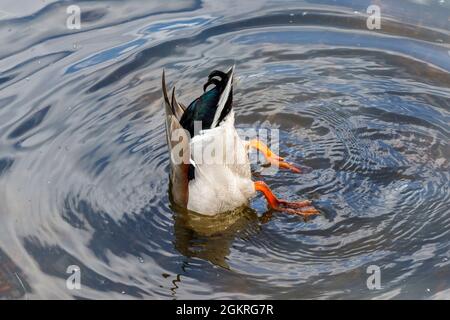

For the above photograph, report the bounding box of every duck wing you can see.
[162,70,189,207]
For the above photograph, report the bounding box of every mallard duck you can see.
[162,66,319,217]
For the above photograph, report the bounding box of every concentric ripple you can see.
[0,0,449,299]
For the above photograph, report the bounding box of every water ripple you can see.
[0,1,448,299]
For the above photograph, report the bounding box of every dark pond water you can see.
[0,0,449,299]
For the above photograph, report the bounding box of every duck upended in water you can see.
[162,66,319,217]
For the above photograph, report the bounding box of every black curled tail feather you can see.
[179,67,234,138]
[203,70,229,92]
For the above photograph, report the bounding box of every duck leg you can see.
[248,139,303,173]
[254,181,319,217]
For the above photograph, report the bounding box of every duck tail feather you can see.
[211,65,234,128]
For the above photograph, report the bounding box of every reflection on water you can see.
[0,248,29,299]
[0,0,449,299]
[174,205,261,269]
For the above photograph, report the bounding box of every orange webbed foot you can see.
[254,181,320,218]
[276,199,320,217]
[248,139,304,173]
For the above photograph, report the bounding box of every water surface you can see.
[0,0,449,299]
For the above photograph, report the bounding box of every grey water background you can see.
[0,0,449,299]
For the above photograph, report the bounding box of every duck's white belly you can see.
[187,164,254,215]
[187,112,255,215]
